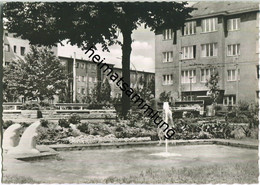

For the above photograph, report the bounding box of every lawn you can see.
[3,161,258,184]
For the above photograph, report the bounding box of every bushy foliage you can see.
[100,78,112,103]
[226,102,259,129]
[36,121,80,145]
[77,123,89,134]
[3,46,68,102]
[159,91,171,102]
[68,114,81,125]
[40,119,52,128]
[3,120,15,129]
[172,118,234,139]
[20,103,39,110]
[58,118,70,128]
[205,71,220,104]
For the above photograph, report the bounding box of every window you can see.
[13,45,17,53]
[163,51,173,62]
[77,88,81,94]
[227,69,238,81]
[201,43,217,57]
[181,70,196,84]
[257,91,259,99]
[90,65,96,70]
[81,63,85,69]
[89,77,92,82]
[77,76,81,82]
[201,68,215,82]
[94,77,97,83]
[81,88,85,95]
[223,95,236,106]
[184,21,196,35]
[227,18,240,31]
[163,74,173,85]
[76,62,79,68]
[163,29,173,40]
[201,17,217,32]
[4,44,10,52]
[257,65,259,79]
[227,44,240,56]
[82,76,85,82]
[20,47,25,56]
[181,46,196,59]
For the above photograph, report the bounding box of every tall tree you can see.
[3,46,68,101]
[100,78,111,103]
[3,61,24,102]
[4,2,193,117]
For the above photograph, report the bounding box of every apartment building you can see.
[3,30,58,66]
[155,2,259,106]
[59,56,155,102]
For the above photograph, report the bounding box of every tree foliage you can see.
[3,46,68,101]
[4,2,194,116]
[205,71,220,104]
[100,78,112,103]
[3,61,24,102]
[159,91,171,102]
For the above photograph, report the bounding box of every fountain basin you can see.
[3,144,258,183]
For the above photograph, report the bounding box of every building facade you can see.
[59,56,155,102]
[155,2,259,106]
[3,29,58,66]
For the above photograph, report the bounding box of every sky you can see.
[58,25,155,73]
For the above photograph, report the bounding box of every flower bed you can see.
[65,134,151,144]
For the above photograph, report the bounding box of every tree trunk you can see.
[121,29,132,119]
[96,67,102,102]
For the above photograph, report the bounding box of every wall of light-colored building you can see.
[60,57,155,102]
[155,4,259,105]
[3,30,58,66]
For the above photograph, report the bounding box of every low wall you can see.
[3,109,116,122]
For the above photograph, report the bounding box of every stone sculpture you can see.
[8,120,41,155]
[3,123,22,151]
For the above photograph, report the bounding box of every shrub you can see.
[20,103,39,110]
[77,123,89,134]
[68,114,81,125]
[39,101,50,107]
[198,131,212,139]
[87,123,113,136]
[231,127,246,139]
[238,101,249,111]
[58,118,70,128]
[40,119,51,128]
[19,122,30,128]
[250,128,259,139]
[115,126,123,132]
[215,105,222,111]
[3,120,15,129]
[36,121,76,145]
